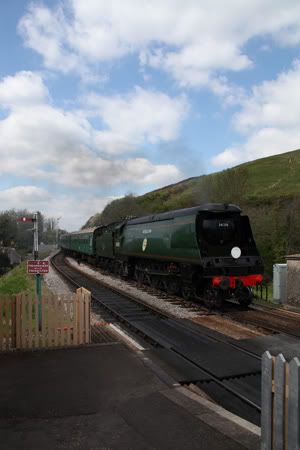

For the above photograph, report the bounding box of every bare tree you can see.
[210,167,249,204]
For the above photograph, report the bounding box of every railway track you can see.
[64,255,300,339]
[51,252,262,425]
[114,268,300,339]
[221,302,300,338]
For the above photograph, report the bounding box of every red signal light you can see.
[17,217,34,222]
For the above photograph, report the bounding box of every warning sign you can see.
[27,260,49,274]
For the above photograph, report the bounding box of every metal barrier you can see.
[254,282,269,302]
[261,351,300,450]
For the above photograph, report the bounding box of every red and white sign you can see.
[27,260,49,274]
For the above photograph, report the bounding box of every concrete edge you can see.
[138,348,261,449]
[109,323,145,351]
[178,385,260,436]
[162,386,260,450]
[107,320,261,445]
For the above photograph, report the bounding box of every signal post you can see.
[17,212,49,329]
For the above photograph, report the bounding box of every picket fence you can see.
[0,287,91,351]
[261,351,300,450]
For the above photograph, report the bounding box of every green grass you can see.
[237,149,300,199]
[138,148,300,206]
[0,262,36,295]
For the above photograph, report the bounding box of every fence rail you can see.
[0,288,91,351]
[261,351,300,450]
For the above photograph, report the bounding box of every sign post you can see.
[27,260,49,330]
[18,213,50,330]
[18,212,44,329]
[33,212,41,327]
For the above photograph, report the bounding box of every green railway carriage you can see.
[60,232,71,250]
[60,227,102,256]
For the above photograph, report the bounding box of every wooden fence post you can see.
[261,353,300,450]
[274,353,286,450]
[11,295,16,348]
[288,357,300,450]
[16,294,21,348]
[261,351,274,450]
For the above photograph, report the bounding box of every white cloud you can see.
[57,153,182,187]
[0,71,49,109]
[19,5,80,74]
[212,60,300,168]
[0,186,51,204]
[234,60,300,133]
[18,0,300,94]
[0,185,114,230]
[88,87,188,153]
[0,71,183,188]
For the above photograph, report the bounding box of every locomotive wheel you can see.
[151,276,162,289]
[167,279,180,295]
[137,271,145,286]
[150,276,158,288]
[120,262,129,278]
[237,286,253,307]
[204,288,223,309]
[144,274,152,286]
[181,285,193,301]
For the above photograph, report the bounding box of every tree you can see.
[0,209,60,251]
[83,194,149,228]
[210,167,249,205]
[0,212,18,246]
[0,252,10,275]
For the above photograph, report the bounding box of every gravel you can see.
[66,257,199,319]
[47,254,267,339]
[44,253,107,325]
[192,315,264,340]
[43,253,74,295]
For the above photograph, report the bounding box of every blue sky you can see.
[1,1,300,230]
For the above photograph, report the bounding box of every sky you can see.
[1,1,300,230]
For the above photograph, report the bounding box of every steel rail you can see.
[54,254,262,361]
[51,253,262,414]
[221,308,300,339]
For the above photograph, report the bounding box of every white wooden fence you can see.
[261,351,300,450]
[0,287,91,351]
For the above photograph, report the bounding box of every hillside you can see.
[138,149,300,208]
[85,149,300,274]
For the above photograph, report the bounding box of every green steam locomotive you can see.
[60,203,264,308]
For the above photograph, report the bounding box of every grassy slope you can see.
[239,149,300,199]
[0,262,36,295]
[139,149,300,205]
